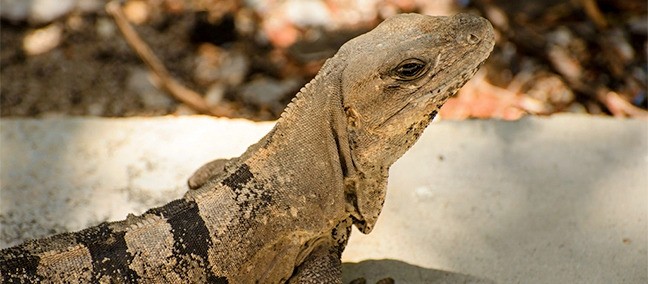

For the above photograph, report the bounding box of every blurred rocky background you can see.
[1,0,646,120]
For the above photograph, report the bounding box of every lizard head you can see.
[339,13,495,233]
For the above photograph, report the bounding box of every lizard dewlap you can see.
[1,13,494,283]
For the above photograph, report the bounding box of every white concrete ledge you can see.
[1,115,646,283]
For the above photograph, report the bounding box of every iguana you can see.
[0,13,494,283]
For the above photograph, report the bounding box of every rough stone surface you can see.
[0,115,646,283]
[30,0,76,23]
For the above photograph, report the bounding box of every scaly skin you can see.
[1,13,494,283]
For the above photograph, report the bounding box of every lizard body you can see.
[0,13,494,283]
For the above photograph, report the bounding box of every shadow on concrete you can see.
[342,259,494,284]
[408,116,647,282]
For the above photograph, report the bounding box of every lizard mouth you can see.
[376,60,485,129]
[404,42,493,118]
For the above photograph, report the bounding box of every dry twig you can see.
[106,1,228,116]
[580,0,608,29]
[597,89,648,118]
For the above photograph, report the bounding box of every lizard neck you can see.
[275,60,339,136]
[237,55,355,221]
[272,56,352,172]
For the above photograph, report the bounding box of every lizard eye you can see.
[392,59,427,80]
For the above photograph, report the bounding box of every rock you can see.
[95,17,117,39]
[281,0,331,28]
[30,0,76,23]
[127,68,174,110]
[22,23,63,55]
[76,0,103,13]
[238,77,301,114]
[1,0,103,23]
[526,72,574,107]
[0,0,31,22]
[205,84,226,106]
[123,0,149,25]
[195,44,249,87]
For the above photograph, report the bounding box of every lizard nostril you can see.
[467,33,480,44]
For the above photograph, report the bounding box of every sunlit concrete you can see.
[1,115,646,283]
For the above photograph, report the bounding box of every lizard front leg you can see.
[289,218,352,283]
[188,157,238,189]
[288,238,343,284]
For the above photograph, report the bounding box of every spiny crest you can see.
[278,54,340,123]
[279,83,311,121]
